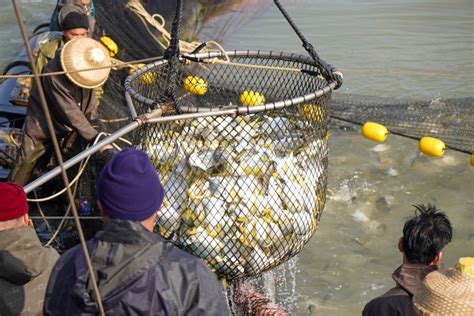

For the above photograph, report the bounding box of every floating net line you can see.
[125,50,335,279]
[331,94,473,154]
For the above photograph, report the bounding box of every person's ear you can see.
[22,213,30,227]
[431,252,443,265]
[398,237,404,253]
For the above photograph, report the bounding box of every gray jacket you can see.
[0,226,59,315]
[44,219,231,315]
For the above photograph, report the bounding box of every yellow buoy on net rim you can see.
[361,122,388,142]
[419,137,445,157]
[184,76,208,95]
[129,63,155,85]
[240,90,266,106]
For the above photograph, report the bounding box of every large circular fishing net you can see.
[125,50,337,279]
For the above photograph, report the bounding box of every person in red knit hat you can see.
[0,182,59,315]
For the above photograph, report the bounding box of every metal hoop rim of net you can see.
[124,50,338,115]
[123,49,334,280]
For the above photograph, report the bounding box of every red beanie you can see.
[0,182,29,221]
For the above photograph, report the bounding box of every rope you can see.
[44,178,80,247]
[186,57,307,73]
[99,117,130,123]
[36,132,123,246]
[27,156,89,202]
[1,48,309,81]
[202,41,231,62]
[33,190,53,233]
[126,1,203,53]
[11,1,105,314]
[26,132,124,202]
[0,56,162,79]
[331,116,472,155]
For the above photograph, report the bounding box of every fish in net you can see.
[125,50,336,279]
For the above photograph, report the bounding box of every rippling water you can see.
[1,0,473,314]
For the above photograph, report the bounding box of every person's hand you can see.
[90,119,105,133]
[93,145,118,168]
[99,144,114,153]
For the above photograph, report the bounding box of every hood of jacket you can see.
[69,219,165,311]
[392,263,440,296]
[0,226,58,285]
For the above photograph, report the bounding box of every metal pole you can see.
[125,91,138,119]
[25,81,337,194]
[24,119,141,193]
[11,1,105,314]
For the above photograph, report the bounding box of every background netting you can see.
[331,94,474,154]
[126,51,333,279]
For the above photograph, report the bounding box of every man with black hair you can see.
[362,204,453,316]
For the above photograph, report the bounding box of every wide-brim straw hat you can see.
[60,37,111,89]
[413,257,474,316]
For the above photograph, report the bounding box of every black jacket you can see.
[44,219,230,315]
[362,264,440,316]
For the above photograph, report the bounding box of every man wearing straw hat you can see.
[363,204,453,316]
[8,34,113,185]
[0,182,59,315]
[34,11,90,76]
[413,257,474,315]
[43,148,230,315]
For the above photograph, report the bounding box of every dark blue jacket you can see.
[44,219,230,315]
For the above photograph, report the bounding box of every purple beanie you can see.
[96,148,164,221]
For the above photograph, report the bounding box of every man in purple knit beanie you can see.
[44,148,230,315]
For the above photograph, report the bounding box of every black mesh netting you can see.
[331,94,474,153]
[125,51,333,279]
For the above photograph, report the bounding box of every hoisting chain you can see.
[162,0,184,114]
[273,0,343,89]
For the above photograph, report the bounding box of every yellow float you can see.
[184,76,208,95]
[129,63,155,85]
[99,36,118,57]
[298,104,325,122]
[419,137,445,157]
[361,122,388,142]
[240,90,266,106]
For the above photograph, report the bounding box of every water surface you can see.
[0,0,473,314]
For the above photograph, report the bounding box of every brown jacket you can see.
[362,264,440,316]
[0,226,59,315]
[25,50,98,142]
